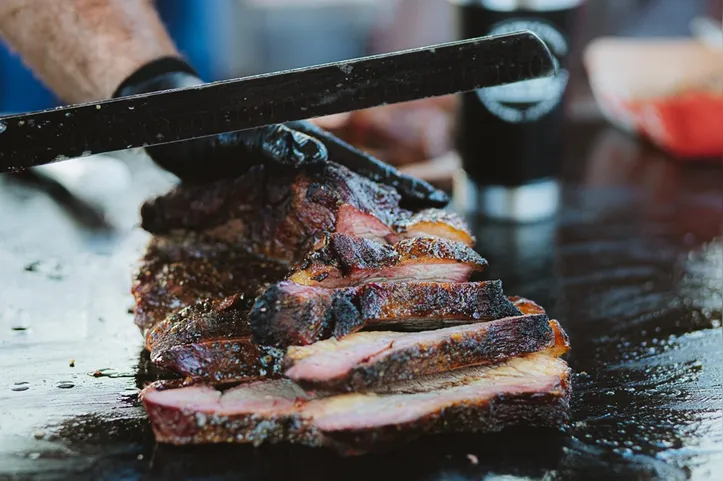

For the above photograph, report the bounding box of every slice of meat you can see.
[309,352,570,456]
[131,231,287,331]
[250,280,522,347]
[392,208,472,246]
[152,338,283,386]
[283,315,568,391]
[146,292,558,386]
[143,378,317,447]
[141,352,571,455]
[288,234,487,288]
[146,295,248,353]
[131,231,288,330]
[146,295,283,385]
[140,162,473,265]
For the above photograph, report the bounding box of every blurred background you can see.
[0,0,719,102]
[0,0,720,220]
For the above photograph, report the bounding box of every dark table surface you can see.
[0,120,721,481]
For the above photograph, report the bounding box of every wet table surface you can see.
[0,122,721,481]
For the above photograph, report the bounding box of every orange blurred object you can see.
[585,38,723,161]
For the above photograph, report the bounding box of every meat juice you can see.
[450,0,584,222]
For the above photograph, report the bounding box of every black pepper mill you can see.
[451,0,584,222]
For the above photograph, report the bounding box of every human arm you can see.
[0,0,448,207]
[0,0,177,104]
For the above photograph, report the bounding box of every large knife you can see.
[0,31,554,174]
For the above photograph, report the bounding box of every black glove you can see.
[114,57,448,209]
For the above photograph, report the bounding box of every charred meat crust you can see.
[358,280,520,325]
[283,316,563,392]
[140,166,296,235]
[141,355,571,456]
[153,338,284,385]
[250,280,522,347]
[139,163,472,265]
[144,294,283,384]
[146,294,251,353]
[333,235,486,274]
[250,282,342,347]
[288,235,487,287]
[141,163,400,236]
[131,231,287,331]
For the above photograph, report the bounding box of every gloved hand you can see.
[113,57,448,209]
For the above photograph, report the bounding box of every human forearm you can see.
[0,0,179,103]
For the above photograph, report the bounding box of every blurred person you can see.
[0,0,443,206]
[0,0,230,114]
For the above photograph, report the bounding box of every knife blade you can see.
[0,30,554,174]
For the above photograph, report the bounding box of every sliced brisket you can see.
[250,280,522,347]
[146,295,283,384]
[131,231,287,330]
[392,208,472,246]
[146,295,248,353]
[142,352,571,455]
[288,234,487,288]
[133,159,574,455]
[283,316,568,391]
[140,163,473,265]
